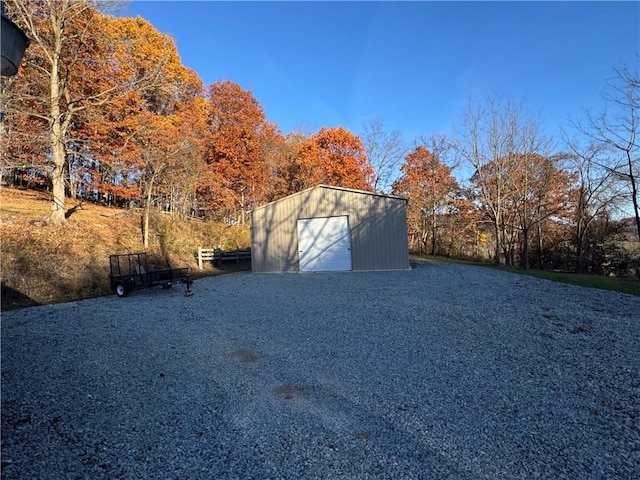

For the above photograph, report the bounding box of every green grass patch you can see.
[412,254,640,296]
[501,268,640,296]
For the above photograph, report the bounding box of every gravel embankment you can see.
[2,261,639,479]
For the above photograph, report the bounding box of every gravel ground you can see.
[2,261,639,479]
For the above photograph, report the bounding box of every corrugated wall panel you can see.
[251,186,410,273]
[251,189,309,273]
[348,192,410,271]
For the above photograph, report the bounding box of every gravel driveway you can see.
[2,261,639,479]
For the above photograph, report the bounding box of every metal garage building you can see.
[250,185,410,273]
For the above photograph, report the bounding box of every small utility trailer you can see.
[109,252,192,297]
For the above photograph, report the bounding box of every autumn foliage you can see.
[1,1,375,227]
[1,1,637,277]
[393,144,477,257]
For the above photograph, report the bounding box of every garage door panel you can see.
[297,216,352,272]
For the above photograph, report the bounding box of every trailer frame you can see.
[109,252,192,297]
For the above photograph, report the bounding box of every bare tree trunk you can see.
[142,172,159,249]
[49,136,67,225]
[493,221,501,265]
[143,193,151,249]
[48,54,67,226]
[522,225,530,269]
[431,206,437,256]
[536,222,543,269]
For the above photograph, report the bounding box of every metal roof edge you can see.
[314,184,408,202]
[250,184,407,214]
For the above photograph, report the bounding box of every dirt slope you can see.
[0,188,247,310]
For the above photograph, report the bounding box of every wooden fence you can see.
[197,247,251,269]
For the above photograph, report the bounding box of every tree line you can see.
[1,1,638,276]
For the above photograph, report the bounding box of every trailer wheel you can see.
[115,282,129,297]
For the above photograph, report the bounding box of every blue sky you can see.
[115,1,639,146]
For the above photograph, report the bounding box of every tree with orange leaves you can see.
[2,1,189,225]
[277,127,373,194]
[77,14,195,208]
[393,137,460,255]
[314,127,373,191]
[128,66,208,247]
[203,80,279,223]
[509,153,573,268]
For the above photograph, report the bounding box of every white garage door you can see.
[297,216,352,272]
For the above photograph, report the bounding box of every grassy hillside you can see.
[1,188,250,310]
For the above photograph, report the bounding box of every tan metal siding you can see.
[251,186,410,272]
[251,190,309,273]
[348,192,410,271]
